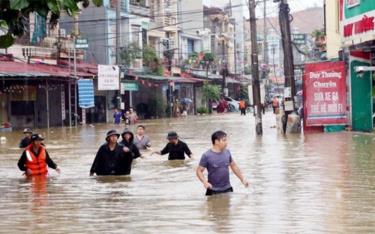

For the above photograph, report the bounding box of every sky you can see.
[203,0,324,17]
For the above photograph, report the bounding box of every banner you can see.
[303,61,348,126]
[340,0,375,45]
[78,79,95,108]
[98,65,120,90]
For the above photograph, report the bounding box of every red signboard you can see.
[303,61,348,126]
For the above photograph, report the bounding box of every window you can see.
[187,39,195,56]
[132,25,140,45]
[142,28,147,47]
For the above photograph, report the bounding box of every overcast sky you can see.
[203,0,324,16]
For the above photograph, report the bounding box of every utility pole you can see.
[233,19,237,77]
[115,0,121,110]
[116,0,121,65]
[263,0,268,65]
[248,0,263,135]
[278,0,296,133]
[221,38,227,95]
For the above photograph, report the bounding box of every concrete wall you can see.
[180,0,204,35]
[326,0,341,59]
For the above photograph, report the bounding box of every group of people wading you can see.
[17,126,249,196]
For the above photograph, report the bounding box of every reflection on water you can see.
[0,113,374,233]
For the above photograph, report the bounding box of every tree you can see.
[311,29,326,52]
[119,42,142,67]
[0,0,102,48]
[244,66,252,75]
[202,82,220,113]
[143,45,163,75]
[201,52,215,78]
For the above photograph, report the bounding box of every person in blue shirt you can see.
[196,130,249,196]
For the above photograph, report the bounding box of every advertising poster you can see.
[304,61,348,126]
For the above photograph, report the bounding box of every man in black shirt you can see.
[153,131,193,160]
[90,130,134,176]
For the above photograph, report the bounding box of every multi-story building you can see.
[129,0,150,70]
[148,0,179,73]
[61,0,129,65]
[226,0,245,75]
[177,0,204,62]
[203,6,235,75]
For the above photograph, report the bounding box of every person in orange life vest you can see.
[17,134,60,176]
[272,96,279,114]
[239,99,246,116]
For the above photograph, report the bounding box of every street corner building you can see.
[319,0,375,132]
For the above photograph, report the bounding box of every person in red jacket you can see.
[18,134,60,176]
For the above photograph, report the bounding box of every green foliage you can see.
[10,0,29,10]
[311,29,325,40]
[244,66,252,75]
[197,107,209,114]
[239,86,249,102]
[0,0,102,48]
[0,34,15,48]
[143,45,163,75]
[203,52,214,62]
[202,82,220,101]
[120,43,142,67]
[148,92,166,118]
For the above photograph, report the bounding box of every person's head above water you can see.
[211,130,228,150]
[136,125,146,135]
[167,131,178,144]
[106,130,120,143]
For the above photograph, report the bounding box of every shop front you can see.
[340,0,375,131]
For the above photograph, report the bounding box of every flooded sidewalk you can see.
[0,112,374,233]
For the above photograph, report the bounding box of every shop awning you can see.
[0,61,94,79]
[137,74,200,84]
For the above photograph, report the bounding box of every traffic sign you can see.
[292,34,306,45]
[75,38,89,49]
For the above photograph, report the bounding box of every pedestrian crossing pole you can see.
[248,0,263,135]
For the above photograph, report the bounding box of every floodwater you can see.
[0,112,374,233]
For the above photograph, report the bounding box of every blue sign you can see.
[78,79,95,108]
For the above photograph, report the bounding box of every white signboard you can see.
[98,65,120,90]
[248,85,253,106]
[284,87,291,98]
[260,83,265,104]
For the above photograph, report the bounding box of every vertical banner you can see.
[304,61,348,126]
[78,79,95,108]
[61,89,66,120]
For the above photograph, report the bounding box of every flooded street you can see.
[0,112,375,233]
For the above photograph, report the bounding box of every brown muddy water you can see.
[0,113,374,233]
